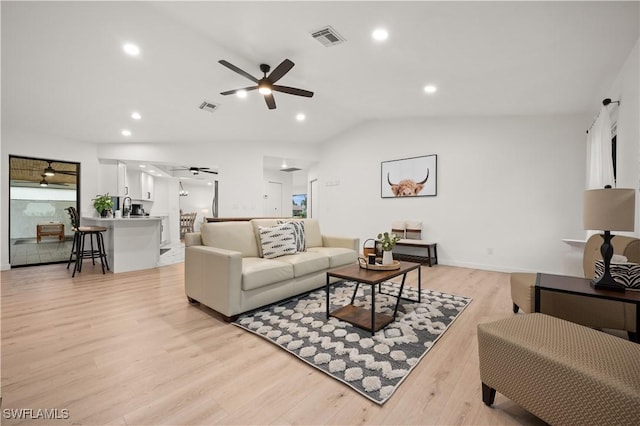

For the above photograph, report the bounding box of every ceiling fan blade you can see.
[272,85,314,98]
[201,170,219,175]
[264,93,276,110]
[218,60,259,83]
[220,86,258,96]
[268,59,294,83]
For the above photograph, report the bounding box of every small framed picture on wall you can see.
[381,154,437,198]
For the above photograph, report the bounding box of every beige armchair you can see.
[510,234,640,341]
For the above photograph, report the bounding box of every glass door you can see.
[9,155,80,267]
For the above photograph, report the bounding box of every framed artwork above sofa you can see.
[381,154,437,198]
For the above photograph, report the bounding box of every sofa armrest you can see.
[185,245,243,318]
[322,235,359,251]
[185,232,202,247]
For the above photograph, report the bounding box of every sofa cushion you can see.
[278,251,329,277]
[242,257,294,291]
[302,219,323,248]
[307,246,357,268]
[258,224,297,259]
[278,220,306,252]
[201,222,259,257]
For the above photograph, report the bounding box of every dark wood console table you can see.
[535,273,640,342]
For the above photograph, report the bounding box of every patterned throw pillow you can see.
[277,220,306,252]
[258,224,297,259]
[595,260,640,289]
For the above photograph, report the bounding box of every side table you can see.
[535,273,640,343]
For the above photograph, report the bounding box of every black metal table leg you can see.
[392,273,408,318]
[326,274,330,319]
[350,282,361,305]
[371,282,375,336]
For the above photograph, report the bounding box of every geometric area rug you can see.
[233,281,472,404]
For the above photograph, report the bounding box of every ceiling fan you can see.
[14,160,77,176]
[43,160,76,176]
[218,59,314,110]
[170,166,218,175]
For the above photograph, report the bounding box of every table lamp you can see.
[583,186,636,291]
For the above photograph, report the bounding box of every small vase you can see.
[100,210,108,218]
[382,250,393,265]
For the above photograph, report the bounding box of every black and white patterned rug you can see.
[233,281,472,404]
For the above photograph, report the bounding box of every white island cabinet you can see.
[82,217,161,273]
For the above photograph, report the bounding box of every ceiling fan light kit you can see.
[170,166,218,176]
[219,58,314,110]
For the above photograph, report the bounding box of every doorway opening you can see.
[9,155,80,267]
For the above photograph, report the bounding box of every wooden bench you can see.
[389,221,438,267]
[393,240,438,266]
[478,313,640,425]
[36,222,65,243]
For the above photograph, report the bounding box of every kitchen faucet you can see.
[122,197,132,217]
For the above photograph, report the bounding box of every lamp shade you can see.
[583,188,636,231]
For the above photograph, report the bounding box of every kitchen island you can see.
[82,216,162,273]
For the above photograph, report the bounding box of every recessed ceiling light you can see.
[236,90,248,98]
[424,84,438,94]
[207,182,213,186]
[139,164,146,168]
[296,113,306,122]
[123,43,140,56]
[121,129,132,137]
[372,28,389,41]
[131,111,142,120]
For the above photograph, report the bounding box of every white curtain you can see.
[585,105,615,238]
[586,105,614,190]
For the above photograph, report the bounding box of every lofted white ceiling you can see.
[2,1,639,146]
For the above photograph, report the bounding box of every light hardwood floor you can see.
[1,262,546,425]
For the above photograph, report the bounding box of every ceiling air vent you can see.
[199,100,220,113]
[311,26,345,47]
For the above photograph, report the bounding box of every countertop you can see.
[82,216,162,221]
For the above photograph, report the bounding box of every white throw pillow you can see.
[259,224,297,259]
[277,220,306,252]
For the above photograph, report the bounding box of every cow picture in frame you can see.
[381,154,437,198]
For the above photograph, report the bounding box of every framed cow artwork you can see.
[381,154,437,198]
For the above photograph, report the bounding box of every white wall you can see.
[263,169,293,217]
[3,40,637,273]
[1,130,101,269]
[96,141,320,219]
[602,39,640,232]
[177,180,214,232]
[150,177,181,244]
[315,115,589,275]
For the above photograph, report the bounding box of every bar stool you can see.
[65,207,110,277]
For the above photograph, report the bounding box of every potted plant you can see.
[377,231,401,265]
[93,193,114,217]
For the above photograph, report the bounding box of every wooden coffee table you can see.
[325,261,421,335]
[535,273,640,342]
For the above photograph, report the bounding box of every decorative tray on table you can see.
[358,258,401,271]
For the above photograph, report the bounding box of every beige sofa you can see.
[511,234,640,341]
[184,219,359,321]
